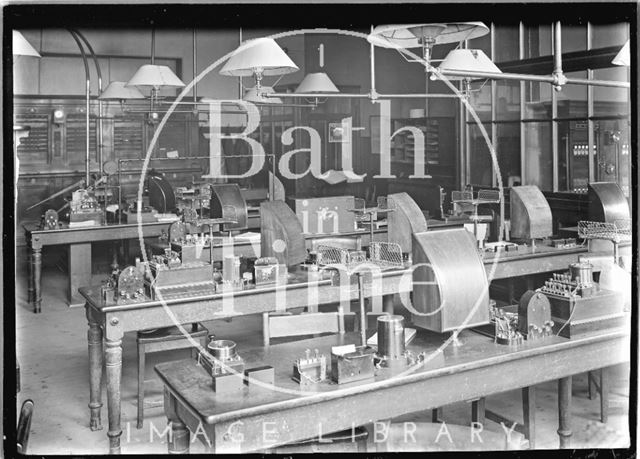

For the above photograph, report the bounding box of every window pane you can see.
[524,121,553,191]
[590,22,628,48]
[523,23,552,58]
[562,24,587,53]
[468,124,493,186]
[524,81,552,119]
[494,24,519,62]
[557,71,588,118]
[496,81,520,121]
[496,122,521,187]
[558,120,590,193]
[468,80,492,122]
[593,67,629,117]
[468,31,491,58]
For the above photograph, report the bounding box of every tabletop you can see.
[155,325,629,427]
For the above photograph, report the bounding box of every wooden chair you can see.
[262,306,367,451]
[136,323,208,429]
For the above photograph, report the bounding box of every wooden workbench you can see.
[24,222,173,312]
[80,267,412,454]
[155,326,629,453]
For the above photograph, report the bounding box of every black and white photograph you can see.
[4,1,636,456]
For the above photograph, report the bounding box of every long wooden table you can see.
[23,221,264,312]
[80,267,412,454]
[24,222,173,312]
[155,326,630,453]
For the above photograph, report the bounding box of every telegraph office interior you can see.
[9,3,634,455]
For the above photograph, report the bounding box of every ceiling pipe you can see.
[68,30,91,185]
[370,25,378,101]
[193,28,197,104]
[70,29,104,173]
[552,21,568,91]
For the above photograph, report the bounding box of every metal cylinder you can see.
[207,339,237,360]
[377,315,405,359]
[569,261,593,287]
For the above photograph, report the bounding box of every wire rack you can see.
[577,219,632,244]
[451,189,500,205]
[316,242,403,272]
[350,196,396,214]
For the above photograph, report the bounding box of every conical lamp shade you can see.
[243,86,282,104]
[99,81,146,100]
[295,73,339,93]
[13,30,40,57]
[220,38,299,77]
[126,65,185,89]
[612,40,630,66]
[368,22,489,49]
[438,49,502,80]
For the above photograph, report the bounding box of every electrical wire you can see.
[555,285,580,337]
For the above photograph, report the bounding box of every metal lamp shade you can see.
[13,30,40,57]
[126,64,185,89]
[219,38,299,77]
[295,72,339,93]
[368,22,489,49]
[243,86,282,104]
[437,49,502,80]
[98,81,146,100]
[612,40,630,66]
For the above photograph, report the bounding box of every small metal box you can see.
[330,346,375,384]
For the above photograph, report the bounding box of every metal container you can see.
[223,255,241,284]
[570,261,593,287]
[207,339,237,361]
[377,315,405,360]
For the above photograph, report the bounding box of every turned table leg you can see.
[105,332,124,454]
[558,376,572,449]
[27,238,34,304]
[32,245,43,313]
[87,307,104,431]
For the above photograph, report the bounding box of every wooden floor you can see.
[13,245,631,454]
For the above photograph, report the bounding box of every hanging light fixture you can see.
[220,37,299,98]
[98,81,146,110]
[243,85,283,104]
[612,40,630,66]
[13,30,40,57]
[435,48,502,96]
[367,22,490,67]
[295,72,339,105]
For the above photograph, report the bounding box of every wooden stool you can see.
[136,323,208,429]
[472,386,536,448]
[428,389,536,448]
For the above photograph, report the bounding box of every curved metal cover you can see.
[260,201,306,267]
[588,182,630,223]
[210,184,248,230]
[148,175,176,213]
[509,186,552,240]
[412,228,489,333]
[388,192,427,253]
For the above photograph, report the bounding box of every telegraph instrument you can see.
[537,261,624,337]
[43,209,59,230]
